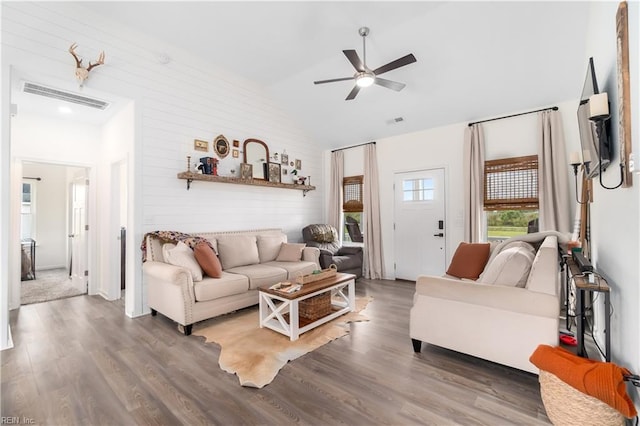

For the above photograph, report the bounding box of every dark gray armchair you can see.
[302,224,363,278]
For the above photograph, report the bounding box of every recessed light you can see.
[58,106,73,114]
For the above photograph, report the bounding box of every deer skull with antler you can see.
[69,43,105,87]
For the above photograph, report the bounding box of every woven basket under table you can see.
[539,370,624,426]
[298,292,332,321]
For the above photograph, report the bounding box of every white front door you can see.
[69,176,88,292]
[394,168,446,281]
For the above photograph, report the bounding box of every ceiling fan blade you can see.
[314,77,355,85]
[373,53,417,76]
[343,50,365,72]
[374,77,406,92]
[345,85,361,101]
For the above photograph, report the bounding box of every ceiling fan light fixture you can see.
[356,72,375,87]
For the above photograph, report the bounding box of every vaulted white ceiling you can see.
[44,1,594,148]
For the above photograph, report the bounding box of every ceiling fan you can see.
[314,27,417,100]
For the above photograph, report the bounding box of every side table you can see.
[567,257,611,361]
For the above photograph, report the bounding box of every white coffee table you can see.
[259,272,356,341]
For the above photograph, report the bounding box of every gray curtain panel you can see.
[538,110,570,233]
[328,150,344,232]
[363,144,384,279]
[463,124,486,242]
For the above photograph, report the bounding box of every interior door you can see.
[69,176,88,292]
[394,168,446,281]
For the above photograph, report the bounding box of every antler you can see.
[69,43,83,68]
[86,51,105,72]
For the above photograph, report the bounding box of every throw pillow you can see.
[446,242,491,280]
[479,244,535,287]
[312,229,335,243]
[193,242,222,278]
[276,243,306,262]
[163,241,203,282]
[257,234,287,263]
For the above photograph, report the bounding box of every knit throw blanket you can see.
[140,231,213,262]
[530,344,637,418]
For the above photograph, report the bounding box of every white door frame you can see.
[9,159,96,308]
[393,167,449,280]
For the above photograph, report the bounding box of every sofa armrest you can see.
[143,261,192,284]
[415,275,559,319]
[526,236,559,295]
[302,247,321,268]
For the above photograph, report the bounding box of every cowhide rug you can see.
[192,296,372,388]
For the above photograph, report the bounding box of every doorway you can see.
[393,168,447,281]
[19,161,89,305]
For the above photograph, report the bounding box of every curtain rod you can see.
[468,106,558,127]
[23,177,41,181]
[331,141,375,153]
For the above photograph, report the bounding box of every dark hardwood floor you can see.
[1,279,550,425]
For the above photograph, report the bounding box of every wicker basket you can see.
[539,370,624,426]
[295,264,337,285]
[299,292,332,321]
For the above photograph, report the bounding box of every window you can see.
[402,178,435,201]
[484,155,539,241]
[343,176,364,243]
[21,182,36,240]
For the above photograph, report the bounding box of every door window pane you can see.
[403,178,434,201]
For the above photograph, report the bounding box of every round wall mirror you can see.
[243,138,269,180]
[214,134,230,158]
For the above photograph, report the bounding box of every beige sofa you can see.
[143,229,320,335]
[410,234,563,373]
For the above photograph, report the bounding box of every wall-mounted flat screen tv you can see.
[576,57,611,178]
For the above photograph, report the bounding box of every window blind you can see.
[343,175,364,212]
[484,155,538,211]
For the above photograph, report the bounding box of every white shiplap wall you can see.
[2,2,325,316]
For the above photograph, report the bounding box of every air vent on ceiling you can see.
[22,82,110,110]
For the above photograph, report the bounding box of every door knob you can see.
[433,233,444,237]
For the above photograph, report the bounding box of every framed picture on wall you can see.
[214,134,230,158]
[616,1,633,187]
[194,139,209,152]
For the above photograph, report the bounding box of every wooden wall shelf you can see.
[177,172,316,196]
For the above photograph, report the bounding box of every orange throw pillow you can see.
[446,242,490,280]
[193,242,222,278]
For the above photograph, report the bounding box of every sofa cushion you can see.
[327,255,361,272]
[263,260,317,280]
[446,242,491,280]
[193,272,250,302]
[479,243,535,287]
[216,235,260,270]
[257,234,287,263]
[276,243,306,262]
[225,264,288,290]
[193,242,222,278]
[162,242,203,281]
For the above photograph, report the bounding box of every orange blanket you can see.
[530,345,637,418]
